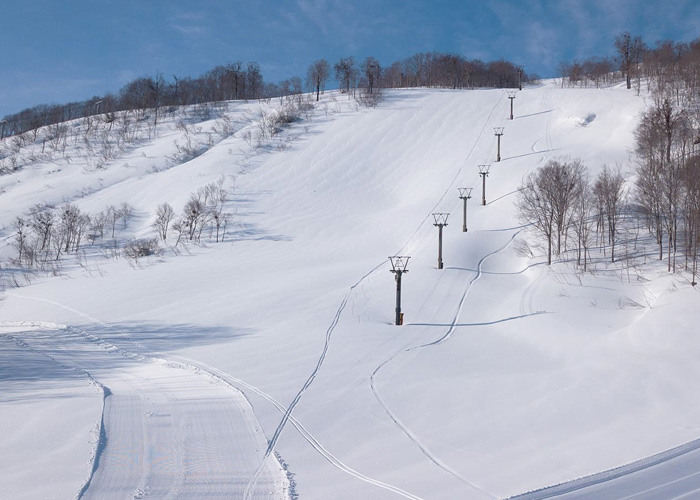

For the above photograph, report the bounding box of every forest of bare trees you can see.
[1,62,273,138]
[520,33,700,285]
[628,33,700,282]
[559,32,700,93]
[381,53,527,90]
[1,52,529,141]
[9,173,237,281]
[517,157,624,270]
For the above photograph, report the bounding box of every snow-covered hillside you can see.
[2,81,700,499]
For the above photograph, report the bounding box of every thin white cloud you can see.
[295,0,333,36]
[171,24,206,36]
[175,10,206,22]
[524,20,560,68]
[115,70,138,85]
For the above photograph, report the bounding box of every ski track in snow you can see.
[8,86,694,499]
[242,260,412,499]
[3,298,288,500]
[168,352,427,500]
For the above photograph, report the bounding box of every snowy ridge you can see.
[507,437,700,499]
[77,386,111,500]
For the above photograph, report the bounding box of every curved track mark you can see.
[370,230,521,500]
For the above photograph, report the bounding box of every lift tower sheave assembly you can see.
[389,256,410,325]
[507,91,516,120]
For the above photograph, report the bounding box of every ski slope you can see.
[3,81,700,499]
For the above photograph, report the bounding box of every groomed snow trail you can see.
[168,353,428,500]
[5,321,287,500]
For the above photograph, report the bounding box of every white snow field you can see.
[2,81,700,499]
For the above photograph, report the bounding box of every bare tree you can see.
[120,202,134,229]
[615,32,644,90]
[12,217,28,264]
[334,57,358,96]
[171,217,187,247]
[88,210,107,242]
[634,108,665,259]
[518,158,587,265]
[29,205,54,252]
[246,62,264,100]
[361,57,382,94]
[203,176,231,242]
[289,76,303,104]
[152,202,175,240]
[661,157,683,272]
[105,205,120,238]
[634,94,691,266]
[551,158,586,256]
[147,73,167,131]
[56,204,88,254]
[572,172,593,270]
[182,192,208,241]
[593,165,625,263]
[307,59,330,102]
[683,155,700,284]
[518,167,556,265]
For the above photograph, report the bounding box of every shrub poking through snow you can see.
[123,238,161,260]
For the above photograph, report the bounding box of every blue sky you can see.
[1,0,699,119]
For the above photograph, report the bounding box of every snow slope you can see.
[2,82,700,499]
